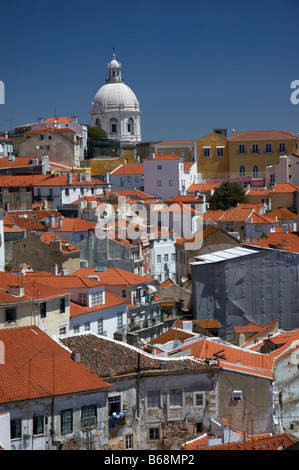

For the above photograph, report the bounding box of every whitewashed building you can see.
[143,154,199,201]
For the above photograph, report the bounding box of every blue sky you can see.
[0,0,298,141]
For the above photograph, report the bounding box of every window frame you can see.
[81,405,97,429]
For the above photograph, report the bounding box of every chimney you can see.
[51,264,58,276]
[8,284,24,297]
[37,117,43,124]
[71,351,81,362]
[71,116,78,123]
[67,173,73,184]
[48,213,55,227]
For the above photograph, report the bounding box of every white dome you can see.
[92,82,139,110]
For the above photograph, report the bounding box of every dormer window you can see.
[91,291,103,306]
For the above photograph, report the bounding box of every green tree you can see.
[86,125,107,140]
[208,182,247,210]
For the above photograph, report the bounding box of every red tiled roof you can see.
[70,292,128,318]
[0,272,68,304]
[41,232,81,254]
[25,272,104,289]
[164,194,204,204]
[271,183,299,193]
[74,267,155,286]
[246,232,299,253]
[0,156,42,168]
[229,130,295,140]
[172,337,274,379]
[53,217,96,232]
[182,433,297,450]
[42,116,73,123]
[110,164,144,175]
[0,174,105,188]
[220,207,253,222]
[108,189,156,199]
[156,140,196,146]
[0,326,111,404]
[148,328,196,345]
[187,183,219,193]
[246,212,277,225]
[203,210,226,221]
[143,154,183,161]
[267,208,297,219]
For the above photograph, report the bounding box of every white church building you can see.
[91,53,141,144]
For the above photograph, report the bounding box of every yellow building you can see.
[154,140,197,162]
[196,130,230,180]
[228,130,298,180]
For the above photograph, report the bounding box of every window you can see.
[169,179,174,186]
[171,253,175,262]
[279,143,286,153]
[40,134,44,140]
[239,165,246,177]
[157,254,161,263]
[65,188,69,196]
[147,390,160,408]
[81,405,97,428]
[238,144,246,154]
[61,409,73,434]
[164,254,168,262]
[251,143,259,154]
[79,293,87,305]
[194,392,205,407]
[84,322,90,331]
[5,307,16,323]
[120,177,125,187]
[121,289,127,298]
[157,165,162,170]
[117,312,123,330]
[125,433,134,449]
[252,164,259,178]
[74,324,79,333]
[149,427,160,440]
[60,297,65,313]
[91,291,103,306]
[59,325,66,335]
[111,123,117,133]
[33,415,44,435]
[11,419,22,439]
[179,150,186,158]
[216,147,224,157]
[231,390,243,401]
[169,388,183,407]
[108,395,121,415]
[40,302,47,319]
[157,180,161,186]
[265,143,272,153]
[226,222,233,231]
[203,147,210,157]
[98,319,103,335]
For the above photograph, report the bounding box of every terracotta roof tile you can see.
[229,130,295,140]
[0,326,111,404]
[74,267,155,286]
[182,433,297,450]
[70,292,128,318]
[171,337,274,379]
[143,154,183,161]
[110,164,144,175]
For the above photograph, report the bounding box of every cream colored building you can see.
[0,272,70,335]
